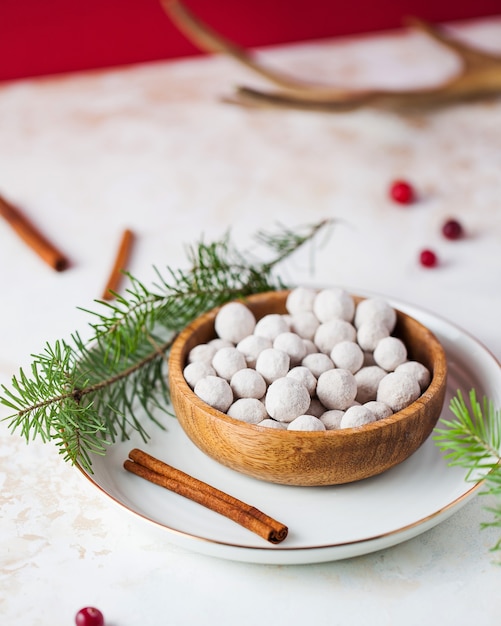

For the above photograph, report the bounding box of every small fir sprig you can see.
[1,219,332,472]
[434,389,501,552]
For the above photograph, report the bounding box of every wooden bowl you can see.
[168,291,447,486]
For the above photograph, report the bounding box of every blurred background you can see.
[1,0,500,82]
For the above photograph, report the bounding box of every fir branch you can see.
[1,219,334,472]
[434,389,501,552]
[255,218,334,275]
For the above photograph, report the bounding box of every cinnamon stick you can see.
[101,228,135,300]
[124,448,288,544]
[0,194,70,271]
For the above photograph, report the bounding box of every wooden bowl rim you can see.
[169,290,448,439]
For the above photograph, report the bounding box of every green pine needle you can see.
[434,388,501,552]
[1,219,333,473]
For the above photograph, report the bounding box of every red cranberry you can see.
[389,180,415,204]
[442,219,463,240]
[419,249,438,268]
[75,607,104,626]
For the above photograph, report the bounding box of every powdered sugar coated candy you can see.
[377,371,421,412]
[236,334,272,368]
[273,331,307,366]
[320,409,344,430]
[364,401,393,420]
[212,347,247,380]
[286,366,317,396]
[281,314,293,330]
[286,286,317,315]
[227,398,268,424]
[185,288,432,434]
[302,339,317,356]
[354,297,397,332]
[313,288,355,322]
[396,360,431,391]
[214,301,256,344]
[354,365,387,403]
[265,377,311,422]
[289,311,320,341]
[255,348,290,383]
[373,336,407,371]
[330,340,364,373]
[316,368,357,410]
[194,376,233,413]
[230,368,267,399]
[301,352,334,377]
[314,319,357,354]
[340,405,376,428]
[188,343,218,364]
[254,314,289,340]
[183,361,216,389]
[357,320,390,351]
[288,414,326,431]
[208,338,234,350]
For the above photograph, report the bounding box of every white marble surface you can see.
[1,16,501,625]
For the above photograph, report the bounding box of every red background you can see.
[1,0,500,82]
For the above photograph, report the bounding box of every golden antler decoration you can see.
[161,0,501,111]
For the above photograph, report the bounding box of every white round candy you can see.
[320,409,344,430]
[183,361,216,389]
[230,368,267,399]
[194,376,233,413]
[254,314,289,340]
[313,288,355,322]
[281,314,293,330]
[316,368,357,410]
[265,377,311,423]
[289,312,320,341]
[330,340,364,373]
[236,334,272,368]
[354,366,387,403]
[287,414,326,431]
[354,298,397,332]
[356,320,390,351]
[377,372,421,412]
[302,339,317,356]
[340,405,376,428]
[227,398,268,424]
[273,332,307,366]
[208,338,234,350]
[187,343,217,364]
[364,401,393,420]
[286,366,317,396]
[373,336,407,371]
[214,302,256,343]
[395,360,431,391]
[314,319,356,354]
[286,287,317,315]
[301,353,334,377]
[255,348,290,384]
[212,347,247,380]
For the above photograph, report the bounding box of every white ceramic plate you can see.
[79,298,501,565]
